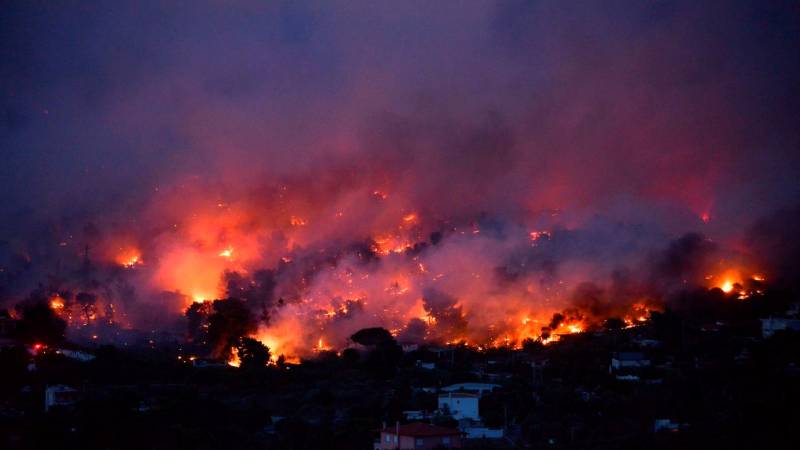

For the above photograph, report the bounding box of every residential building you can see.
[761,317,800,338]
[45,385,80,412]
[438,393,479,420]
[440,383,499,397]
[609,352,650,373]
[375,422,463,450]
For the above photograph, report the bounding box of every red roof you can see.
[384,423,462,437]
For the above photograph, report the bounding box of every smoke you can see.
[1,1,799,356]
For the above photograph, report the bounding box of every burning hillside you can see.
[3,187,780,363]
[1,1,799,365]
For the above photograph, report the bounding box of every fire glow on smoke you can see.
[34,184,770,363]
[2,1,797,365]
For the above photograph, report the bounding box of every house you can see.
[761,317,800,338]
[57,349,96,362]
[462,426,504,439]
[375,422,463,450]
[609,352,650,373]
[654,419,685,433]
[415,361,435,370]
[440,383,499,397]
[438,393,479,420]
[45,385,80,412]
[403,410,431,421]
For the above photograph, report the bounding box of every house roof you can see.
[439,392,478,399]
[385,422,462,437]
[441,382,499,392]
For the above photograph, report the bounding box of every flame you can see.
[402,213,418,223]
[49,295,65,311]
[116,249,142,268]
[720,280,734,293]
[529,230,551,244]
[227,346,241,367]
[218,247,234,259]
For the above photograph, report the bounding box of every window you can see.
[385,435,391,443]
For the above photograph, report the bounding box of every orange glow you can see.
[720,280,734,293]
[529,230,551,243]
[227,346,241,367]
[49,295,65,310]
[371,234,413,255]
[402,213,418,223]
[290,215,307,226]
[116,249,142,268]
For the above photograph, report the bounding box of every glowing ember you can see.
[227,346,241,367]
[720,280,734,293]
[402,213,418,223]
[49,295,65,310]
[529,230,551,243]
[116,249,143,268]
[218,247,234,258]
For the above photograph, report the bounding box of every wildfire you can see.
[290,215,307,226]
[218,247,234,259]
[529,230,551,244]
[227,346,241,367]
[705,269,766,300]
[49,295,65,310]
[720,280,735,293]
[116,249,142,268]
[371,235,413,255]
[315,337,330,352]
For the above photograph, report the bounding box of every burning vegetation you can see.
[1,193,780,366]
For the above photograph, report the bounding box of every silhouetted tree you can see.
[207,298,256,358]
[236,336,270,369]
[351,327,394,346]
[603,317,626,332]
[75,291,97,323]
[15,298,66,345]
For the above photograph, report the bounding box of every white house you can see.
[438,393,479,420]
[57,349,96,362]
[462,426,504,439]
[609,352,650,373]
[45,385,80,412]
[441,383,499,397]
[761,317,800,338]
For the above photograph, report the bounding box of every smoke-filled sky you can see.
[1,1,799,355]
